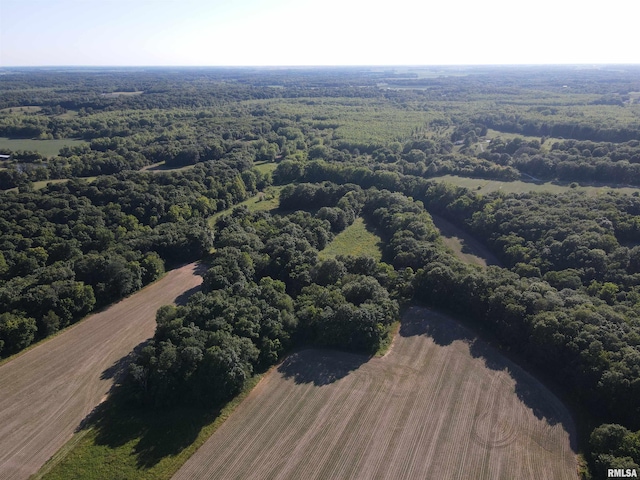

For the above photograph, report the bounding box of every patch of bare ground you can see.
[173,306,577,480]
[430,213,502,267]
[0,263,203,480]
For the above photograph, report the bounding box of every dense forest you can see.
[2,65,640,477]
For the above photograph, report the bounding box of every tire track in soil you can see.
[291,372,376,480]
[320,368,391,480]
[0,263,203,480]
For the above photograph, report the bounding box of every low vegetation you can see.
[431,174,640,196]
[0,137,87,157]
[36,375,263,480]
[319,217,383,261]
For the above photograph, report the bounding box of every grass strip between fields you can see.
[375,320,400,357]
[34,374,264,480]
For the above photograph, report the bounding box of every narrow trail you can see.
[0,263,203,480]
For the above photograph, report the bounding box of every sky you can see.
[0,0,637,67]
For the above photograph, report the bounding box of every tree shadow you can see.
[174,284,202,306]
[400,306,578,451]
[100,342,150,381]
[361,215,387,261]
[75,341,218,470]
[429,213,502,267]
[399,307,476,346]
[277,349,370,386]
[467,339,578,449]
[192,261,209,276]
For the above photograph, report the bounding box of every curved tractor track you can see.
[0,263,202,480]
[174,306,578,480]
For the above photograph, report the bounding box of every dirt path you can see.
[430,213,502,267]
[173,306,577,480]
[0,263,203,480]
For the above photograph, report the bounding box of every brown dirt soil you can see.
[0,263,203,480]
[173,306,578,480]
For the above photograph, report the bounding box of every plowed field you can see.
[173,306,578,480]
[0,263,203,480]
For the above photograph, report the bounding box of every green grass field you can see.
[141,162,197,173]
[35,375,263,480]
[319,217,383,261]
[32,177,97,190]
[431,174,640,196]
[2,177,98,193]
[208,186,283,227]
[483,129,566,152]
[252,161,278,175]
[0,137,87,157]
[100,91,144,98]
[244,97,439,145]
[0,106,43,113]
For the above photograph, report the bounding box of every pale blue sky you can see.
[0,0,637,66]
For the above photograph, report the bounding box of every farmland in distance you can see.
[173,307,577,480]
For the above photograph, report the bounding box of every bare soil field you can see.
[0,263,203,480]
[173,306,577,480]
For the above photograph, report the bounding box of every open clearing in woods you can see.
[0,263,203,480]
[431,174,640,196]
[173,307,578,480]
[430,213,501,268]
[319,217,383,261]
[0,137,88,157]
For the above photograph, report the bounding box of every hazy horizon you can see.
[2,63,639,69]
[1,0,638,68]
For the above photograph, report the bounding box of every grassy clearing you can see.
[319,217,383,261]
[31,177,97,190]
[208,186,283,227]
[2,177,98,193]
[375,320,400,357]
[101,91,144,98]
[36,375,263,480]
[173,307,578,480]
[55,110,79,120]
[253,160,278,175]
[430,213,501,268]
[141,162,197,173]
[484,129,566,151]
[0,137,87,157]
[431,174,640,196]
[0,105,42,113]
[245,97,438,145]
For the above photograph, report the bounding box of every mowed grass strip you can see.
[320,217,383,261]
[35,375,263,480]
[429,213,501,268]
[207,186,283,228]
[173,307,578,480]
[431,174,640,196]
[0,106,43,113]
[0,137,87,157]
